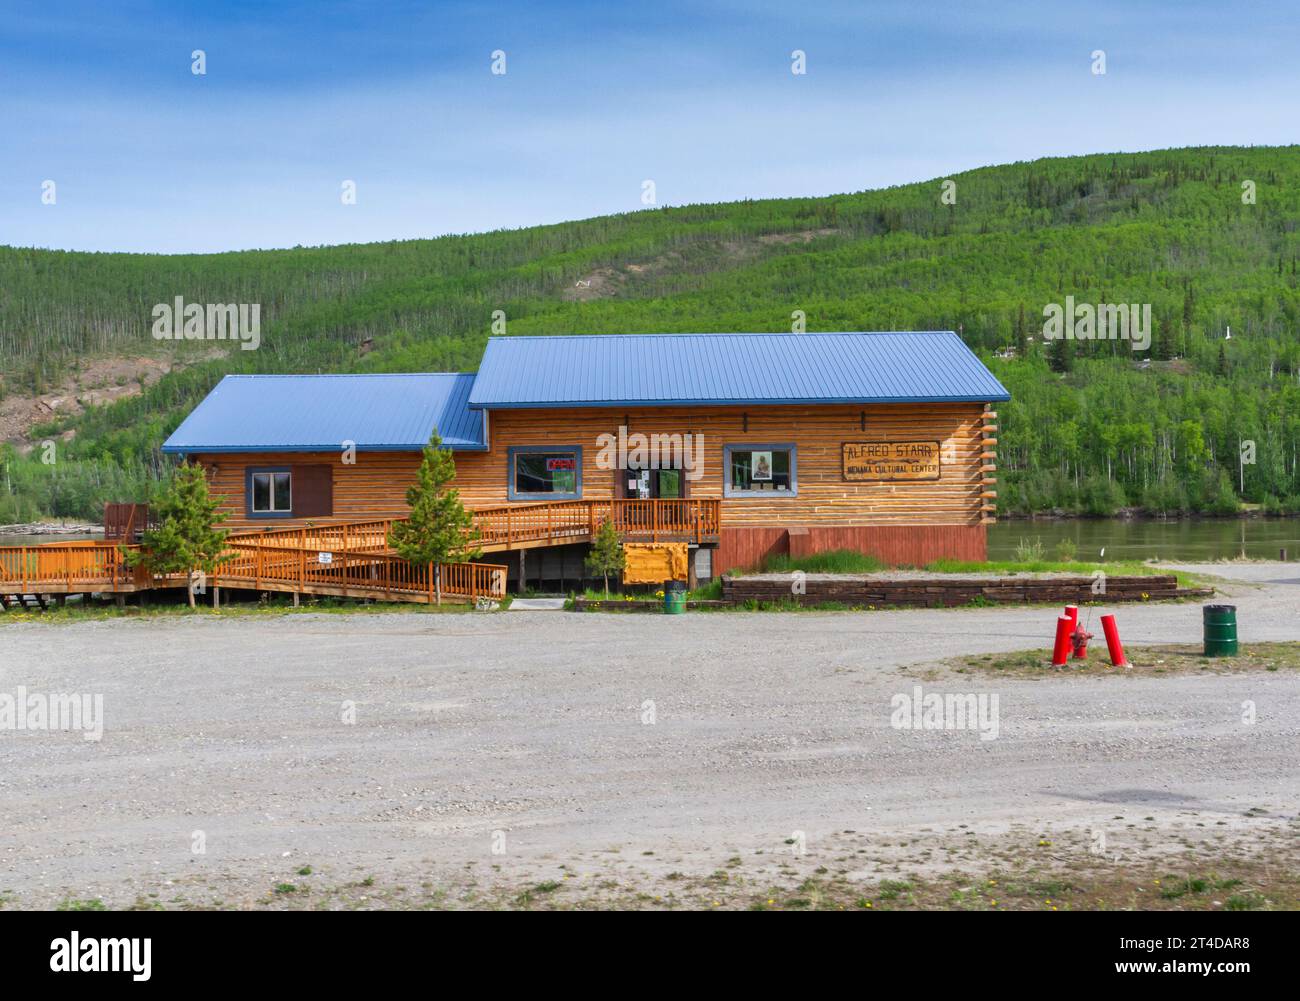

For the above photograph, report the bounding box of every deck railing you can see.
[0,539,503,603]
[470,498,721,548]
[0,543,145,592]
[217,541,505,602]
[228,499,721,553]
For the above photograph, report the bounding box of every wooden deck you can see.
[226,498,721,554]
[0,498,719,607]
[473,498,720,550]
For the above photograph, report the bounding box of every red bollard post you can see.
[1051,614,1073,667]
[1100,614,1129,668]
[1064,605,1078,632]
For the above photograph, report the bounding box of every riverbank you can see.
[998,506,1295,521]
[0,521,102,538]
[988,516,1300,563]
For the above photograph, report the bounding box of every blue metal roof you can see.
[161,373,485,453]
[467,332,1010,408]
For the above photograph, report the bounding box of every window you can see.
[724,444,797,497]
[247,468,293,517]
[508,446,582,500]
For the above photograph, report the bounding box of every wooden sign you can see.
[842,441,941,482]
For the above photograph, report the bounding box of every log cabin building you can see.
[162,332,1010,590]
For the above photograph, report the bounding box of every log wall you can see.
[194,401,993,539]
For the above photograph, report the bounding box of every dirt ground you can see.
[0,352,223,449]
[1,562,1296,910]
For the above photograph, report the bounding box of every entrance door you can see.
[622,466,684,499]
[656,469,681,499]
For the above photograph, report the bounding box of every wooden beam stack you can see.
[722,574,1211,608]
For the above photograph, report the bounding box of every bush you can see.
[1264,494,1300,515]
[1142,477,1190,515]
[1054,537,1077,562]
[1195,467,1240,515]
[1080,475,1126,516]
[1014,537,1045,562]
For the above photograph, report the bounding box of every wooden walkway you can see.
[0,499,720,607]
[0,541,503,607]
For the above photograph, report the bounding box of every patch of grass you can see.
[755,549,886,574]
[0,594,493,626]
[688,579,722,601]
[924,558,1207,589]
[56,898,106,911]
[513,880,563,907]
[946,642,1300,679]
[1160,876,1211,900]
[272,883,299,895]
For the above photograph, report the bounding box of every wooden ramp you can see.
[0,541,503,607]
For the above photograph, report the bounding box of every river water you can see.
[989,518,1300,563]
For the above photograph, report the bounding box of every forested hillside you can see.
[3,145,1300,522]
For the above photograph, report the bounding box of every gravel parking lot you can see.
[2,564,1297,909]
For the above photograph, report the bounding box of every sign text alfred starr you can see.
[842,441,941,481]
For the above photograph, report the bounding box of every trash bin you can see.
[1203,604,1238,657]
[663,579,687,615]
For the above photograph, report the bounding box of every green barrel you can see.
[1203,604,1238,657]
[664,579,687,615]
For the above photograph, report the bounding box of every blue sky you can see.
[2,0,1297,253]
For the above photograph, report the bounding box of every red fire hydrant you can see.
[1071,622,1093,660]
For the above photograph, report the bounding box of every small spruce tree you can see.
[584,518,626,597]
[388,428,480,603]
[128,461,231,608]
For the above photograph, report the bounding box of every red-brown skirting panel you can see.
[715,525,987,574]
[714,527,790,575]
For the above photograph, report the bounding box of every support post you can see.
[213,586,220,610]
[518,548,526,595]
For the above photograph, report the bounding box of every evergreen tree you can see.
[128,462,230,608]
[387,428,481,603]
[1048,334,1073,373]
[584,518,626,597]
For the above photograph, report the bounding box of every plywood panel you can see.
[623,543,688,584]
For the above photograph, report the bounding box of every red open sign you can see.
[547,458,576,471]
